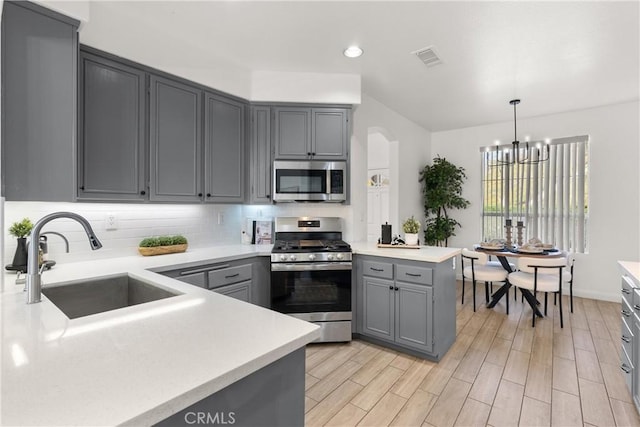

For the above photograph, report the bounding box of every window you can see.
[481,135,589,253]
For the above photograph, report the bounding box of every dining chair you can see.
[461,249,510,312]
[508,256,567,328]
[553,255,575,312]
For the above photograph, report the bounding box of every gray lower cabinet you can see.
[621,272,640,410]
[274,107,349,160]
[213,280,251,303]
[1,1,79,201]
[156,257,270,307]
[249,106,273,204]
[78,50,146,200]
[149,76,203,202]
[356,255,455,360]
[204,93,245,203]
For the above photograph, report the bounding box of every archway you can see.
[367,128,399,242]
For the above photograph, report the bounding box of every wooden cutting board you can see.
[376,244,421,249]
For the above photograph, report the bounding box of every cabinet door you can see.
[362,276,395,342]
[204,93,245,203]
[273,107,311,159]
[311,108,348,160]
[395,282,433,352]
[78,52,146,200]
[250,106,273,203]
[149,76,203,202]
[214,280,252,303]
[1,2,78,201]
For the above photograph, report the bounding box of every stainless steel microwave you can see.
[273,161,347,202]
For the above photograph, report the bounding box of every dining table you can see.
[474,245,567,317]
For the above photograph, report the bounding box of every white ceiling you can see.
[86,1,639,132]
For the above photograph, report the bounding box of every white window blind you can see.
[481,135,589,253]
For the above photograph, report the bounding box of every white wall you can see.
[251,71,361,105]
[431,100,640,301]
[351,94,431,242]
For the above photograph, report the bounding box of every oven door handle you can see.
[271,262,352,271]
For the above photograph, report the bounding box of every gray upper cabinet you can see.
[204,93,245,203]
[312,108,349,159]
[149,76,203,202]
[1,1,79,201]
[274,107,349,160]
[78,51,146,201]
[273,107,311,159]
[249,106,272,204]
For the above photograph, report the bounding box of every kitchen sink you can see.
[42,274,181,319]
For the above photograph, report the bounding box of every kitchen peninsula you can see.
[1,243,460,425]
[1,246,318,427]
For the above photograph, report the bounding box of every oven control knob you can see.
[289,255,297,261]
[327,254,335,261]
[279,255,287,261]
[308,254,316,261]
[337,253,344,260]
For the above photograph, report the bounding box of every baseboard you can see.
[455,273,620,303]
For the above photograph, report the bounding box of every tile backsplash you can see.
[2,202,353,265]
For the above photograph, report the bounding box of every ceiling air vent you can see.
[411,45,442,68]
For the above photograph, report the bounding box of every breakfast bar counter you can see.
[1,246,318,426]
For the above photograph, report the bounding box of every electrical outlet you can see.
[105,213,118,231]
[217,212,224,225]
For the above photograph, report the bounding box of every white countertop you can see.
[619,260,640,283]
[350,242,461,263]
[1,245,319,427]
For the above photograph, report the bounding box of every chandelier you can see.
[492,99,549,166]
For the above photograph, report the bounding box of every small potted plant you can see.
[402,216,421,246]
[8,217,33,268]
[138,235,188,256]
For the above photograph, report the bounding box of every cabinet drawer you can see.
[622,317,634,361]
[208,264,252,289]
[396,265,433,285]
[362,260,393,279]
[633,289,640,318]
[176,272,207,288]
[622,276,634,306]
[622,296,634,322]
[621,346,633,393]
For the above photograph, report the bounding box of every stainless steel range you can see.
[270,217,352,342]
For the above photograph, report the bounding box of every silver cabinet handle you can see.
[370,267,384,272]
[622,288,631,294]
[622,335,631,343]
[406,273,421,277]
[225,273,240,279]
[621,364,632,374]
[622,309,631,318]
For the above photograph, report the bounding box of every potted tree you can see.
[402,216,421,246]
[419,156,469,246]
[8,217,33,269]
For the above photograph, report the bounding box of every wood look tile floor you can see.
[304,281,640,426]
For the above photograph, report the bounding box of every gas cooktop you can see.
[271,239,351,253]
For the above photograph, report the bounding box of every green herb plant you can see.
[9,218,33,239]
[402,216,421,234]
[139,235,188,247]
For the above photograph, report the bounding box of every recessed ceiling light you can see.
[343,46,363,58]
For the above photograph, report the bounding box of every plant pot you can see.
[138,244,188,257]
[11,237,28,268]
[404,233,419,246]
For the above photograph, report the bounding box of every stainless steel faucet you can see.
[26,212,103,304]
